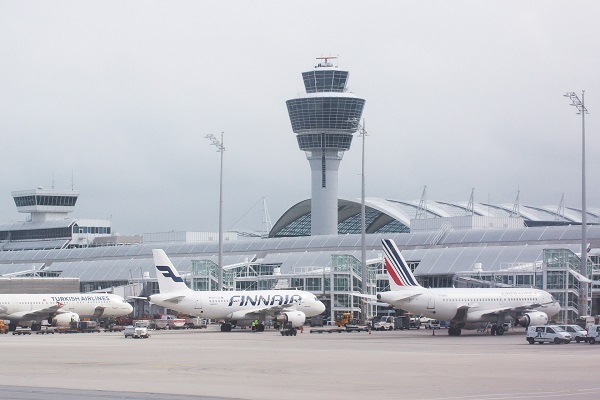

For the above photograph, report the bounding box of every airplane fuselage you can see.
[150,289,324,321]
[380,287,560,323]
[0,293,133,322]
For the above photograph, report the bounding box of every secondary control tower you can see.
[286,57,365,235]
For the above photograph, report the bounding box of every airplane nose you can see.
[317,300,326,314]
[126,303,133,314]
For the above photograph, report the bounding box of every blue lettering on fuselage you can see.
[226,294,304,307]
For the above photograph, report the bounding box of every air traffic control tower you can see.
[286,57,365,235]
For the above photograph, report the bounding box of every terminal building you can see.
[1,188,598,324]
[1,59,599,325]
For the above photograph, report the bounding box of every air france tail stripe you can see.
[382,239,419,287]
[384,258,404,286]
[386,242,418,286]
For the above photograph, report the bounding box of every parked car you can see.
[526,325,571,344]
[556,324,589,343]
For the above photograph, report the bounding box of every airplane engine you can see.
[515,311,548,327]
[276,311,306,327]
[52,312,80,327]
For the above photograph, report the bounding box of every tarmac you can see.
[0,325,599,400]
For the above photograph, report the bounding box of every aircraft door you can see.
[427,294,435,309]
[194,297,202,310]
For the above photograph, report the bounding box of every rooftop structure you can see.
[1,188,119,250]
[270,198,600,237]
[286,57,365,235]
[12,188,79,222]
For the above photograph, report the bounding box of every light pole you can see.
[564,91,590,316]
[205,132,225,291]
[351,118,369,322]
[360,120,368,323]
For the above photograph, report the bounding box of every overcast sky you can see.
[1,2,599,234]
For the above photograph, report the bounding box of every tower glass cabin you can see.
[286,58,365,235]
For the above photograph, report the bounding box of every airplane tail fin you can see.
[382,239,423,291]
[153,249,192,293]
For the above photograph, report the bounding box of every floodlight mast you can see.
[350,118,369,322]
[563,91,590,316]
[205,132,225,291]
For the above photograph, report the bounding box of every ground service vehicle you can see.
[310,318,370,334]
[373,316,395,330]
[556,324,589,343]
[586,325,600,344]
[280,322,297,336]
[0,321,8,334]
[124,321,150,339]
[526,325,571,344]
[335,313,353,327]
[425,319,441,329]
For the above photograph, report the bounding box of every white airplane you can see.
[376,239,561,336]
[149,249,326,332]
[0,293,133,331]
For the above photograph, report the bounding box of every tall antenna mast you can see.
[556,193,565,221]
[262,197,272,238]
[466,188,474,216]
[416,186,428,219]
[510,188,520,218]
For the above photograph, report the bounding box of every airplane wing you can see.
[377,290,423,304]
[153,295,186,304]
[350,293,394,306]
[350,293,377,300]
[229,303,301,321]
[7,304,62,320]
[475,304,538,318]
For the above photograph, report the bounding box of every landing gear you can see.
[490,323,505,336]
[256,323,265,332]
[448,326,462,336]
[220,323,232,332]
[30,323,41,332]
[8,323,16,332]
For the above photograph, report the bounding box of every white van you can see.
[556,324,589,343]
[526,325,571,344]
[586,325,600,344]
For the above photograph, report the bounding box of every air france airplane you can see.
[376,239,561,336]
[149,249,326,332]
[0,293,133,331]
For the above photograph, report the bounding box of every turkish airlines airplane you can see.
[149,249,326,332]
[0,293,133,331]
[377,239,561,336]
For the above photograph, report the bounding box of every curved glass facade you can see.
[286,97,366,133]
[302,70,349,93]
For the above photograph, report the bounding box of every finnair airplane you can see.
[376,239,561,336]
[149,249,326,332]
[0,293,133,331]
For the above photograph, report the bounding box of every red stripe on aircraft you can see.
[385,258,404,286]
